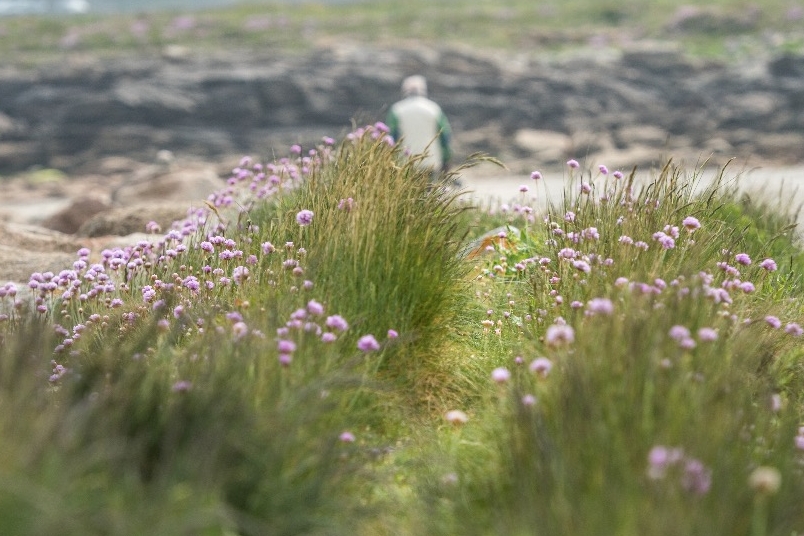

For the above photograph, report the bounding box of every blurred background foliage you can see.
[0,0,802,62]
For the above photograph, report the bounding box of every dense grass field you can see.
[1,0,803,61]
[1,125,803,534]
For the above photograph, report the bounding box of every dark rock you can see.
[0,45,802,174]
[112,165,226,205]
[769,54,804,78]
[77,202,191,237]
[42,196,110,234]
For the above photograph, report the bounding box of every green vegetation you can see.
[1,0,803,62]
[0,127,803,534]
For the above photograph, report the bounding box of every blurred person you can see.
[387,75,453,179]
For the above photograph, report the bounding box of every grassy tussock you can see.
[0,131,803,534]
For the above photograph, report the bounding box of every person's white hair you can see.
[402,75,428,97]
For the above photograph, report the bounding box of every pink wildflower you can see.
[668,325,691,341]
[760,258,778,271]
[295,209,314,226]
[277,339,296,353]
[172,380,192,393]
[325,315,349,332]
[307,299,324,315]
[357,334,380,352]
[697,327,718,342]
[491,367,511,383]
[572,260,591,273]
[682,216,701,232]
[545,324,575,347]
[587,297,614,315]
[785,323,803,336]
[529,357,553,377]
[765,316,782,329]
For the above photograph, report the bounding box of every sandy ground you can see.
[458,164,804,219]
[1,162,803,290]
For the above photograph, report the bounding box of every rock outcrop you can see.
[1,44,803,175]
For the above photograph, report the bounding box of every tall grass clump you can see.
[417,161,804,535]
[245,125,478,402]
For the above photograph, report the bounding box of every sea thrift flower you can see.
[785,323,803,336]
[232,321,249,340]
[519,184,529,193]
[598,164,608,175]
[339,431,356,443]
[232,266,249,284]
[387,329,399,339]
[796,430,804,450]
[295,209,314,226]
[765,316,782,329]
[681,459,712,495]
[357,334,380,352]
[654,232,675,249]
[587,298,614,315]
[580,182,592,194]
[529,357,553,377]
[567,159,579,169]
[760,258,777,271]
[613,170,624,179]
[491,367,511,383]
[530,170,542,180]
[668,325,691,341]
[647,445,683,480]
[172,380,192,393]
[522,394,537,406]
[582,227,599,240]
[326,315,349,332]
[321,332,337,343]
[307,299,324,316]
[682,216,701,232]
[445,410,469,425]
[697,327,718,342]
[277,339,297,353]
[735,253,752,265]
[545,324,575,347]
[572,260,591,273]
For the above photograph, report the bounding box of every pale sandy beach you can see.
[459,164,804,220]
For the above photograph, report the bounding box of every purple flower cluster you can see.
[647,445,712,495]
